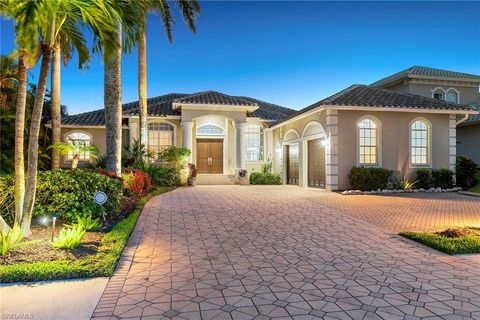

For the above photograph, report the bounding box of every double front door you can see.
[197,139,223,173]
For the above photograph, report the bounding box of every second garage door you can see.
[308,139,325,188]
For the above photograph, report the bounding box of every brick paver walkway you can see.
[92,186,480,320]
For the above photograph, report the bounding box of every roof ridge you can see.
[174,90,259,106]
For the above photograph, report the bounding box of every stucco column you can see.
[182,121,194,152]
[235,122,246,170]
[326,110,339,191]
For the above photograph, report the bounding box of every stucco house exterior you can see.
[59,66,479,190]
[457,102,480,163]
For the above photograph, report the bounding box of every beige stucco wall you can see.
[407,83,478,104]
[457,124,480,164]
[60,126,128,168]
[337,110,451,190]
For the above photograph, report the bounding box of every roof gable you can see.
[371,66,480,88]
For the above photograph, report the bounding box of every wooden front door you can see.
[197,139,223,174]
[308,139,326,188]
[287,144,299,185]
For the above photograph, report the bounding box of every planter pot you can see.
[239,177,249,185]
[187,176,197,186]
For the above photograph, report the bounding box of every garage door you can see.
[287,144,299,185]
[308,139,325,188]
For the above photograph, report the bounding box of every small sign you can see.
[94,191,108,205]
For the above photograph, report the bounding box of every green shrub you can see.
[414,168,433,189]
[68,214,102,231]
[249,172,282,185]
[158,146,191,168]
[52,225,85,250]
[138,163,180,187]
[0,170,122,223]
[347,166,393,191]
[456,156,479,189]
[432,168,454,189]
[1,224,39,255]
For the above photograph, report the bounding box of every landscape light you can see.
[40,216,49,226]
[51,213,59,242]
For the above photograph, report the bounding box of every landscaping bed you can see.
[0,186,171,283]
[400,227,480,255]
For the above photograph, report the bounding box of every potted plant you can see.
[187,163,198,186]
[238,169,249,185]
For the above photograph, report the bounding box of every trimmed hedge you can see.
[348,166,393,191]
[249,172,282,185]
[0,170,122,223]
[432,168,454,189]
[414,168,433,189]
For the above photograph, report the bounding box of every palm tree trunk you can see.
[71,155,79,169]
[51,43,61,169]
[138,17,148,148]
[13,51,28,227]
[104,23,122,177]
[21,44,53,235]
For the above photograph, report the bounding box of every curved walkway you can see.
[92,186,480,320]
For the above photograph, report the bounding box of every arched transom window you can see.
[446,90,458,103]
[410,120,430,165]
[66,132,91,160]
[197,125,224,136]
[148,122,174,157]
[358,118,378,165]
[245,124,264,161]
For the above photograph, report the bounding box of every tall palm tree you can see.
[50,44,61,169]
[103,0,144,177]
[137,0,200,147]
[7,0,118,234]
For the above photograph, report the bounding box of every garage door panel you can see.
[308,139,325,188]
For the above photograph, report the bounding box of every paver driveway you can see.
[92,186,480,320]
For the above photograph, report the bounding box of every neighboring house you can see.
[59,67,479,190]
[457,102,480,163]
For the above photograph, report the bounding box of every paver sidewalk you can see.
[92,186,480,319]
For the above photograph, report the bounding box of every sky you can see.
[1,1,480,114]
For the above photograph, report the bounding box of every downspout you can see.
[456,114,469,125]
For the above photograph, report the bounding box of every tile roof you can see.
[462,102,480,126]
[275,85,475,125]
[61,92,295,126]
[173,91,258,106]
[371,66,480,88]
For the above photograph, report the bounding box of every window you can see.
[358,118,378,165]
[433,92,444,100]
[410,120,430,165]
[66,132,91,160]
[197,125,224,136]
[245,124,264,161]
[446,91,458,103]
[148,122,174,157]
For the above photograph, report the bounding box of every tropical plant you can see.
[158,146,191,168]
[250,172,282,185]
[0,223,38,256]
[50,142,99,169]
[456,155,479,189]
[137,0,200,146]
[52,225,85,250]
[399,176,418,190]
[67,214,102,231]
[261,157,273,174]
[122,139,152,168]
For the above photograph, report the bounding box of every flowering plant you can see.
[188,163,198,177]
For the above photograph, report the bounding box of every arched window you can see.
[410,120,430,165]
[245,123,264,161]
[148,122,174,156]
[432,88,445,101]
[446,90,458,103]
[66,132,91,160]
[358,118,378,165]
[197,125,224,136]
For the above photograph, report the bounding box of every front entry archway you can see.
[197,139,223,173]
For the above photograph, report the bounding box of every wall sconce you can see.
[321,138,330,147]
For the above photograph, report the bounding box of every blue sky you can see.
[1,1,479,114]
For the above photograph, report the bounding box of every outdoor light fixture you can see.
[40,216,49,226]
[51,213,59,242]
[321,138,330,147]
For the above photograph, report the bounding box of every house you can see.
[457,102,480,163]
[59,66,479,190]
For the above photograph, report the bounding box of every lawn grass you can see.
[400,231,480,255]
[0,186,171,283]
[469,184,480,193]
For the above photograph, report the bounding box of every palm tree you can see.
[137,0,200,147]
[5,0,118,235]
[50,142,99,169]
[103,0,144,177]
[50,44,61,169]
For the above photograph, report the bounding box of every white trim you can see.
[431,87,447,100]
[356,115,382,167]
[196,124,225,136]
[301,121,328,140]
[282,128,301,145]
[408,117,432,168]
[446,88,460,103]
